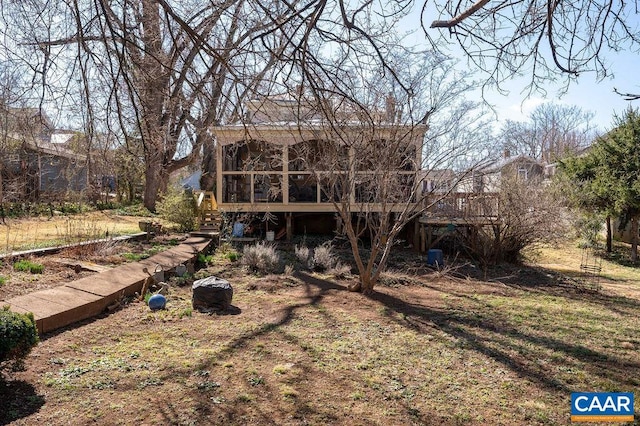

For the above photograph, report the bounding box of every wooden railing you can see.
[195,191,218,212]
[423,192,499,219]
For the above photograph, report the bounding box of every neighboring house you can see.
[421,151,544,221]
[612,218,638,245]
[180,169,202,191]
[24,140,88,195]
[543,144,593,183]
[209,97,427,235]
[457,150,545,193]
[421,169,456,194]
[0,107,88,201]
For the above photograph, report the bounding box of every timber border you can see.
[2,235,213,334]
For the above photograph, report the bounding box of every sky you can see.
[483,57,639,132]
[400,6,640,133]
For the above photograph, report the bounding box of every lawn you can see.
[1,239,639,425]
[0,211,146,255]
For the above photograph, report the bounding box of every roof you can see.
[24,140,87,162]
[224,97,425,127]
[422,169,455,178]
[482,154,542,174]
[214,100,426,145]
[50,130,77,145]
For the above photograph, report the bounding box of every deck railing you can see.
[423,192,500,220]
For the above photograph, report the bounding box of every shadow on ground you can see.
[449,260,640,315]
[0,378,45,425]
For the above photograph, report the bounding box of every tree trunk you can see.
[359,276,375,295]
[605,215,612,253]
[139,0,169,213]
[200,138,216,191]
[342,212,377,294]
[631,215,639,264]
[143,158,168,212]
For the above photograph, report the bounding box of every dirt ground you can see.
[1,234,639,425]
[0,233,187,301]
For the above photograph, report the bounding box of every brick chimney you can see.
[385,93,396,123]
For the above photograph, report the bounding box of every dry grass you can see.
[0,211,143,255]
[528,240,640,299]
[1,242,639,425]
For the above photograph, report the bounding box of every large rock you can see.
[192,277,233,312]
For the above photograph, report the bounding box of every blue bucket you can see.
[231,222,244,238]
[427,249,444,267]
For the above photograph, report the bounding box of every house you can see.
[421,169,456,194]
[0,107,88,201]
[457,150,545,193]
[419,150,545,233]
[209,97,427,236]
[24,140,88,196]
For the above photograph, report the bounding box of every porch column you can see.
[282,145,289,204]
[286,212,293,241]
[216,143,223,205]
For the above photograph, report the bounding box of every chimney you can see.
[385,93,396,123]
[503,149,511,159]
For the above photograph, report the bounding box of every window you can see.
[289,174,317,203]
[517,167,528,181]
[223,140,282,172]
[254,174,282,203]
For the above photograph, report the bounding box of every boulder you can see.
[192,276,233,312]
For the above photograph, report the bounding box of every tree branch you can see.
[430,0,491,28]
[614,88,640,101]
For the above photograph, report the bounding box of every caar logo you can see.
[571,392,634,422]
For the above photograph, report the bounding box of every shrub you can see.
[0,307,39,371]
[115,203,153,217]
[197,253,213,265]
[294,244,310,267]
[122,252,145,262]
[241,243,280,274]
[284,264,294,276]
[13,260,44,274]
[573,213,604,248]
[157,187,198,232]
[311,242,335,272]
[0,276,6,286]
[328,262,351,279]
[214,242,239,262]
[458,177,567,265]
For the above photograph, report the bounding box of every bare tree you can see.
[426,0,640,95]
[500,103,597,162]
[2,0,488,214]
[0,0,293,210]
[459,175,566,273]
[0,64,53,202]
[281,48,493,293]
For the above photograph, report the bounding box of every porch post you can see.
[282,144,289,204]
[216,143,223,205]
[286,212,293,241]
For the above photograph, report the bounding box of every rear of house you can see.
[209,98,427,238]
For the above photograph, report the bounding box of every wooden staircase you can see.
[193,191,222,237]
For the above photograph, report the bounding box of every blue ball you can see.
[148,294,166,310]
